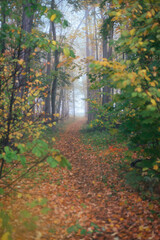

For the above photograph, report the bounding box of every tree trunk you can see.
[45,51,51,117]
[57,88,63,115]
[45,25,52,118]
[20,0,36,97]
[1,1,6,54]
[93,7,98,61]
[73,82,75,118]
[85,6,92,123]
[51,0,59,121]
[102,5,113,105]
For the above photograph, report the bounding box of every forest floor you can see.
[1,119,160,240]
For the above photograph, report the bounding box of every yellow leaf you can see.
[36,72,42,77]
[17,193,22,198]
[50,14,56,22]
[39,163,44,167]
[1,232,10,240]
[18,59,24,65]
[139,225,144,231]
[52,137,55,142]
[52,151,57,157]
[146,11,152,18]
[135,87,142,92]
[138,4,142,9]
[21,72,26,75]
[146,91,152,97]
[151,22,159,30]
[52,40,56,45]
[44,8,48,14]
[63,47,70,57]
[151,99,156,106]
[130,29,135,36]
[151,9,155,16]
[150,82,156,87]
[54,113,60,117]
[55,155,61,162]
[41,101,45,106]
[153,165,158,171]
[48,123,52,127]
[0,218,2,228]
[116,11,121,17]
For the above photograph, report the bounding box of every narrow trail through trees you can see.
[50,119,159,240]
[4,119,160,240]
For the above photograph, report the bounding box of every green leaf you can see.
[27,200,39,208]
[81,203,87,209]
[62,19,69,28]
[47,156,58,168]
[41,207,51,214]
[4,146,10,153]
[4,147,17,163]
[70,50,76,58]
[20,156,26,166]
[80,229,87,235]
[0,188,4,195]
[32,146,42,157]
[17,144,26,154]
[67,225,77,233]
[20,210,31,219]
[59,157,72,170]
[39,198,48,206]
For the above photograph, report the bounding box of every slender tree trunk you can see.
[45,51,51,117]
[20,0,36,97]
[102,5,113,105]
[62,89,65,119]
[73,82,75,118]
[45,25,52,118]
[102,37,111,105]
[51,0,59,121]
[93,7,98,61]
[85,6,92,123]
[57,88,63,115]
[1,1,6,54]
[0,1,6,97]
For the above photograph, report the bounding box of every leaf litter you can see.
[1,119,160,240]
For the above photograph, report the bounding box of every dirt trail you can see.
[4,119,160,240]
[49,119,159,240]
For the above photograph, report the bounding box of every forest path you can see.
[9,119,159,240]
[45,119,159,240]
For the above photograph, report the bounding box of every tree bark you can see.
[45,25,52,118]
[1,1,6,54]
[45,51,51,117]
[20,0,36,97]
[51,0,59,121]
[73,82,75,118]
[102,4,113,105]
[57,88,63,115]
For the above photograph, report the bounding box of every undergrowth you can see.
[81,124,160,200]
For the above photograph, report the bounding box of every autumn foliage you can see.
[88,0,160,179]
